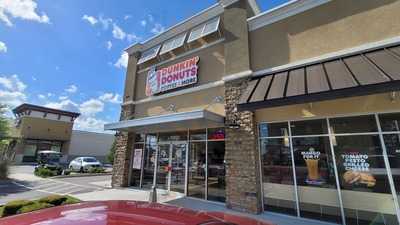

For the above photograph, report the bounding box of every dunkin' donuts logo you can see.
[145,56,199,96]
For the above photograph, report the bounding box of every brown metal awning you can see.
[238,43,400,111]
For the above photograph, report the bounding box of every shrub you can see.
[1,200,33,217]
[38,195,67,206]
[88,167,105,173]
[34,167,57,178]
[17,202,53,214]
[0,195,81,218]
[62,196,81,205]
[0,160,8,180]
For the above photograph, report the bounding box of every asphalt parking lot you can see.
[1,165,111,205]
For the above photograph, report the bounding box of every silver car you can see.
[68,157,102,172]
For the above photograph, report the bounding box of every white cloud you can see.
[38,94,45,100]
[82,14,98,25]
[0,41,6,53]
[98,15,112,30]
[151,23,165,35]
[0,0,50,26]
[112,23,126,40]
[147,14,154,23]
[73,116,108,133]
[114,53,128,69]
[59,96,68,100]
[99,93,121,104]
[45,99,79,112]
[106,41,112,50]
[124,15,131,20]
[47,92,53,97]
[31,76,37,81]
[79,99,104,116]
[0,74,27,108]
[140,20,146,27]
[127,33,140,43]
[65,84,78,93]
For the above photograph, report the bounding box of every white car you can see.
[68,157,102,172]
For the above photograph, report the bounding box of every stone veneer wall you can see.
[111,104,135,187]
[224,78,263,214]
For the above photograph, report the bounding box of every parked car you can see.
[68,157,102,173]
[35,151,65,175]
[0,200,275,225]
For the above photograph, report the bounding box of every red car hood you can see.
[0,200,273,225]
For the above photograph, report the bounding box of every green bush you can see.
[17,202,53,214]
[0,195,81,218]
[0,160,8,180]
[88,167,105,173]
[1,200,33,217]
[34,167,57,178]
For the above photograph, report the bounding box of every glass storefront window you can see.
[130,143,143,187]
[259,122,288,138]
[207,141,225,202]
[207,128,225,140]
[190,129,206,141]
[383,134,400,211]
[158,131,187,142]
[141,134,157,189]
[379,113,400,132]
[188,142,206,198]
[135,134,145,143]
[333,135,398,225]
[292,137,342,223]
[260,138,297,215]
[170,143,187,193]
[330,115,378,134]
[291,119,328,136]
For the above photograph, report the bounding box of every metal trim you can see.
[287,121,301,217]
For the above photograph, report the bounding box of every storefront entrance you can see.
[129,128,226,203]
[156,142,187,193]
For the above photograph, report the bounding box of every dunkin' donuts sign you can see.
[146,56,199,96]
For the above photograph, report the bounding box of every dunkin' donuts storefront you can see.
[106,0,400,224]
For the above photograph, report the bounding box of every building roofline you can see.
[247,0,331,31]
[125,0,261,55]
[12,103,80,118]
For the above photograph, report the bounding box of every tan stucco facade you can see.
[255,93,400,123]
[18,117,73,141]
[250,0,400,71]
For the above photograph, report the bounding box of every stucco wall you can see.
[18,116,73,141]
[134,43,225,101]
[249,0,400,72]
[67,130,115,163]
[255,93,400,123]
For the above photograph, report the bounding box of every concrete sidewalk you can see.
[70,187,339,225]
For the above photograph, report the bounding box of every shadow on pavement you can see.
[0,179,32,197]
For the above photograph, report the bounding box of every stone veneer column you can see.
[112,104,135,188]
[224,78,263,214]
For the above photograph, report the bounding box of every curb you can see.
[50,172,112,179]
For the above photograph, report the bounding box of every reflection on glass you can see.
[207,141,225,202]
[330,115,378,134]
[170,144,187,193]
[158,131,187,142]
[207,128,225,140]
[292,137,342,223]
[383,134,400,209]
[130,144,143,187]
[379,113,400,132]
[259,123,289,137]
[190,129,206,141]
[141,134,157,189]
[156,144,170,190]
[260,138,297,215]
[291,119,328,136]
[334,135,398,225]
[188,142,206,198]
[135,134,145,143]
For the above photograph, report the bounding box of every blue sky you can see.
[0,0,288,132]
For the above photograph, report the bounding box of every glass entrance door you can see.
[156,142,187,193]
